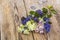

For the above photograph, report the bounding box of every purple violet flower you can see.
[36,9,43,16]
[43,17,50,22]
[33,17,39,23]
[21,16,31,25]
[44,22,51,33]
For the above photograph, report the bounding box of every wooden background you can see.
[0,0,60,40]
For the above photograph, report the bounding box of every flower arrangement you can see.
[18,5,57,34]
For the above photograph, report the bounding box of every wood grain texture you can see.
[0,5,3,40]
[24,0,47,40]
[1,0,17,40]
[14,0,33,40]
[1,0,60,40]
[47,16,60,40]
[47,0,60,40]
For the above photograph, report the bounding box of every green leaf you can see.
[51,10,57,14]
[41,13,47,18]
[30,11,40,17]
[42,8,48,13]
[47,5,57,14]
[47,5,53,9]
[47,14,52,18]
[34,12,40,17]
[30,11,35,15]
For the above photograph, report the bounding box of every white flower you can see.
[23,29,29,34]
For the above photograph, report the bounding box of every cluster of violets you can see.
[18,5,57,34]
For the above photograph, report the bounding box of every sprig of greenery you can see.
[30,11,40,17]
[47,5,57,14]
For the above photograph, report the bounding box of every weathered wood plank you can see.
[1,0,18,40]
[47,0,60,40]
[15,0,33,40]
[24,0,47,40]
[24,0,43,13]
[0,5,3,40]
[47,16,60,40]
[1,0,60,40]
[33,32,47,40]
[53,1,60,26]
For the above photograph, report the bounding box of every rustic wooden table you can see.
[0,0,60,40]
